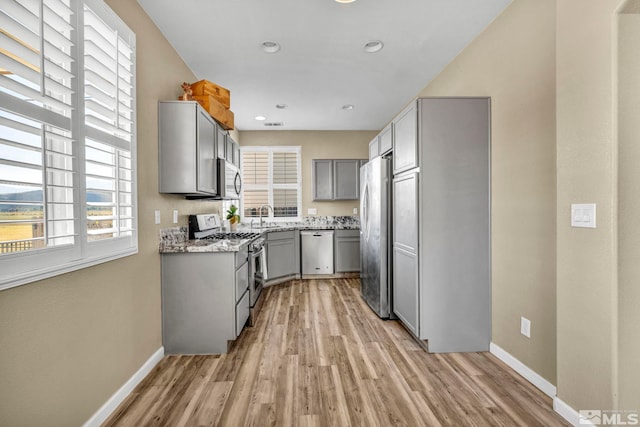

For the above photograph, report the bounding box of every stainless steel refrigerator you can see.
[360,156,392,318]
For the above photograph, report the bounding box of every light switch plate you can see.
[154,210,161,225]
[521,316,531,338]
[571,203,596,228]
[353,207,358,214]
[172,209,179,224]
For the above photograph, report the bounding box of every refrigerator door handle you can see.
[361,183,369,241]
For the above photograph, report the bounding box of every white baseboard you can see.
[554,396,588,426]
[489,342,557,398]
[83,346,164,427]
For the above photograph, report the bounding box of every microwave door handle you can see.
[234,172,242,195]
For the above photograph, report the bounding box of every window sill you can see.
[0,247,138,292]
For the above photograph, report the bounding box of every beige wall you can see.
[556,0,622,411]
[417,0,558,383]
[239,131,375,217]
[618,6,640,411]
[0,1,221,425]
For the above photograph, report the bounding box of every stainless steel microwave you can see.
[217,159,242,199]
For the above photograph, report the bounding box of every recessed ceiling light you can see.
[342,104,355,110]
[261,41,281,53]
[275,104,287,109]
[255,115,266,121]
[335,0,356,3]
[364,40,384,53]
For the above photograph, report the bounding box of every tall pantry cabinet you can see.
[392,97,491,353]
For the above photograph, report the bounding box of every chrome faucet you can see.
[259,204,274,228]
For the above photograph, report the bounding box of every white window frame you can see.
[240,146,302,223]
[0,0,138,291]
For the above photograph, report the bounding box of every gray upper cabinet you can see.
[369,136,379,160]
[158,101,217,196]
[225,137,234,163]
[216,126,226,160]
[333,160,360,200]
[232,140,241,168]
[312,160,334,200]
[313,159,367,201]
[393,102,418,174]
[379,124,393,155]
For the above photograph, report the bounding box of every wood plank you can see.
[102,278,569,427]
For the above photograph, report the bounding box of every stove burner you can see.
[203,232,261,240]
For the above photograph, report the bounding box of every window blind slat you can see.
[0,11,40,49]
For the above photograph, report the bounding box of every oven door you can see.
[249,247,265,307]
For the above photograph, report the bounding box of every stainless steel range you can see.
[188,214,264,308]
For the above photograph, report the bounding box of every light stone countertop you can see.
[159,216,360,254]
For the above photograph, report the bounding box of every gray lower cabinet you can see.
[266,230,300,280]
[334,229,360,272]
[161,247,249,354]
[393,246,419,336]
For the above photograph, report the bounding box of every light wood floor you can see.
[104,278,568,427]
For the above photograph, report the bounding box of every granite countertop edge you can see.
[160,223,360,254]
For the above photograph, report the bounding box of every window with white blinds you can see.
[240,146,301,221]
[0,0,137,290]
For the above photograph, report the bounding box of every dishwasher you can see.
[301,230,334,275]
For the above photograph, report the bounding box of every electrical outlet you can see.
[308,208,317,215]
[521,316,531,338]
[172,209,179,224]
[353,207,358,214]
[154,210,161,225]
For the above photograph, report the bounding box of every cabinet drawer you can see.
[235,246,248,267]
[235,261,248,303]
[235,289,250,338]
[335,229,359,238]
[267,230,295,241]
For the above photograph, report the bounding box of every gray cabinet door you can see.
[225,136,234,163]
[392,171,419,335]
[233,141,240,168]
[196,108,217,194]
[267,239,296,279]
[379,124,393,155]
[216,126,226,159]
[235,260,248,303]
[393,246,419,336]
[335,230,360,272]
[392,171,419,252]
[393,102,418,174]
[333,159,360,200]
[159,102,197,194]
[312,160,334,200]
[369,137,379,160]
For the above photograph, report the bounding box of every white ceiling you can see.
[137,0,511,131]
